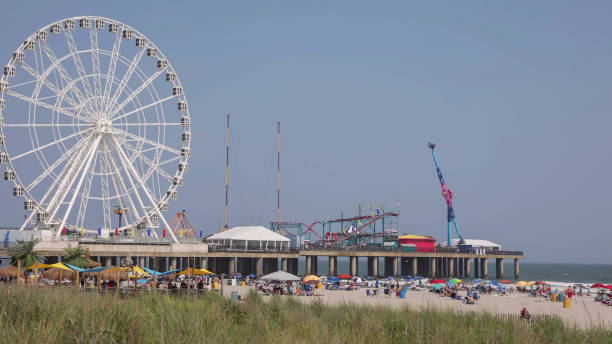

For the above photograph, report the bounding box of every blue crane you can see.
[428,143,464,246]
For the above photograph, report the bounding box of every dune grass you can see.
[0,286,610,343]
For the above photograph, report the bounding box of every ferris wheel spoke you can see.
[25,137,86,192]
[57,135,102,234]
[110,135,177,242]
[89,28,103,102]
[108,67,167,118]
[11,128,92,161]
[19,61,86,112]
[76,154,96,229]
[111,94,177,123]
[112,127,180,155]
[106,46,147,116]
[37,42,91,111]
[114,122,181,127]
[63,29,99,114]
[123,141,174,182]
[102,29,123,112]
[3,123,88,127]
[4,89,89,123]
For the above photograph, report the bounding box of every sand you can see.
[221,285,612,329]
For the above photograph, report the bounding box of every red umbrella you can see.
[591,283,606,288]
[499,280,512,284]
[605,285,612,290]
[338,274,352,280]
[536,281,547,285]
[430,279,446,284]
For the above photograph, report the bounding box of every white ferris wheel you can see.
[0,16,191,243]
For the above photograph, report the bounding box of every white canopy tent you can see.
[260,270,301,281]
[206,226,290,251]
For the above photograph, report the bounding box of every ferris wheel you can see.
[0,16,191,243]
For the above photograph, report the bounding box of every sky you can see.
[0,1,611,263]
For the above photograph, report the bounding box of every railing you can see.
[297,246,523,256]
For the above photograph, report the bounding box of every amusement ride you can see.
[0,16,191,243]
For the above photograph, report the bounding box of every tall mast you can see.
[276,121,280,223]
[224,114,230,230]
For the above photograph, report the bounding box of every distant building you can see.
[453,239,501,254]
[398,235,437,252]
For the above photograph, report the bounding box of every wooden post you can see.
[76,270,80,289]
[97,271,101,291]
[116,266,119,295]
[17,260,21,285]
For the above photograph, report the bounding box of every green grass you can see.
[0,286,609,343]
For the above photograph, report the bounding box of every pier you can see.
[0,240,523,279]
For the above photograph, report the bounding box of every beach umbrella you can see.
[472,278,482,283]
[338,273,352,280]
[327,276,340,283]
[415,275,424,279]
[483,280,492,284]
[536,281,547,285]
[303,275,320,283]
[430,279,446,284]
[385,276,394,281]
[591,283,606,288]
[247,273,256,278]
[526,281,536,286]
[499,280,512,284]
[449,278,462,284]
[605,285,612,290]
[402,276,412,280]
[516,281,528,287]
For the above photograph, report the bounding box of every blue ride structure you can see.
[428,143,464,246]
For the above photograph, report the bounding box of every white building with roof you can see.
[452,238,502,254]
[206,226,290,251]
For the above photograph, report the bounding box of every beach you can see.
[222,285,612,329]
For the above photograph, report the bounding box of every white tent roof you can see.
[207,226,290,242]
[453,238,501,249]
[260,270,301,281]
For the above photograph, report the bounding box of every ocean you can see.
[296,257,612,284]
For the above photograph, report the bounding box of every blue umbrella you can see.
[247,273,256,278]
[385,276,394,280]
[328,276,340,283]
[415,275,424,279]
[473,278,482,283]
[402,276,412,279]
[233,273,243,279]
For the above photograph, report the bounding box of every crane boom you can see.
[428,143,464,246]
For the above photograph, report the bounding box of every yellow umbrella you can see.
[49,262,74,271]
[303,275,320,283]
[526,281,536,286]
[516,281,528,287]
[177,267,214,276]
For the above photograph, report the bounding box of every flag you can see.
[162,229,166,238]
[199,230,203,238]
[62,227,66,236]
[3,231,8,242]
[147,228,151,237]
[115,227,119,236]
[131,228,135,237]
[80,226,84,236]
[97,227,101,236]
[179,229,183,238]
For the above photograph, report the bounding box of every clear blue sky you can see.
[0,1,611,263]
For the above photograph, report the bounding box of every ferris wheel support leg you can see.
[107,139,155,232]
[19,211,37,231]
[109,136,179,243]
[46,137,96,231]
[56,136,102,236]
